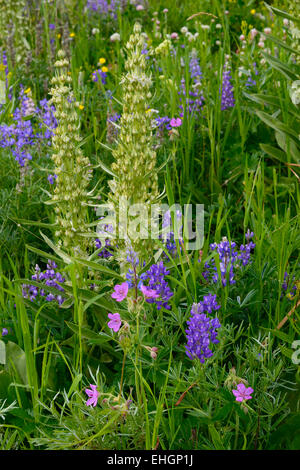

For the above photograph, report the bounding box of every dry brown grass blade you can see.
[187,12,218,21]
[153,436,160,450]
[276,298,300,330]
[175,382,197,406]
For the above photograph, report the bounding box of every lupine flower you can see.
[0,87,57,169]
[177,52,204,118]
[245,76,256,88]
[36,98,58,143]
[111,282,129,301]
[282,272,298,300]
[95,238,113,258]
[95,218,114,258]
[1,328,8,336]
[22,260,65,305]
[85,384,100,407]
[108,312,122,332]
[220,66,235,110]
[162,209,182,230]
[201,235,255,286]
[86,0,127,19]
[142,261,173,310]
[106,111,121,143]
[125,248,147,290]
[232,383,254,402]
[185,296,221,363]
[154,115,171,134]
[47,174,57,184]
[0,85,36,167]
[92,69,107,84]
[160,209,183,259]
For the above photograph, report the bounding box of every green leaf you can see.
[211,403,232,422]
[65,321,111,344]
[208,424,226,450]
[244,93,299,119]
[4,342,28,385]
[94,158,117,178]
[72,257,124,280]
[271,329,294,343]
[279,344,293,359]
[67,373,83,398]
[16,219,58,229]
[260,143,289,164]
[275,131,300,163]
[40,232,73,264]
[25,244,61,264]
[256,110,299,144]
[264,3,300,24]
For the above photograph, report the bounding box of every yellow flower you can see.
[250,9,256,14]
[79,104,84,110]
[101,66,108,73]
[70,32,75,38]
[0,64,5,72]
[99,57,106,65]
[57,33,61,39]
[24,87,31,94]
[241,20,248,36]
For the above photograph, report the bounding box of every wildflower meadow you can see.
[0,0,299,454]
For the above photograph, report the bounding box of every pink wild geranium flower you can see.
[170,117,182,128]
[140,284,159,299]
[108,312,122,332]
[232,383,254,402]
[85,384,99,407]
[111,282,129,301]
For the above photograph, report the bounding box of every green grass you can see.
[0,0,299,451]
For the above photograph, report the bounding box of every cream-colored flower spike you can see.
[109,23,159,262]
[49,49,92,256]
